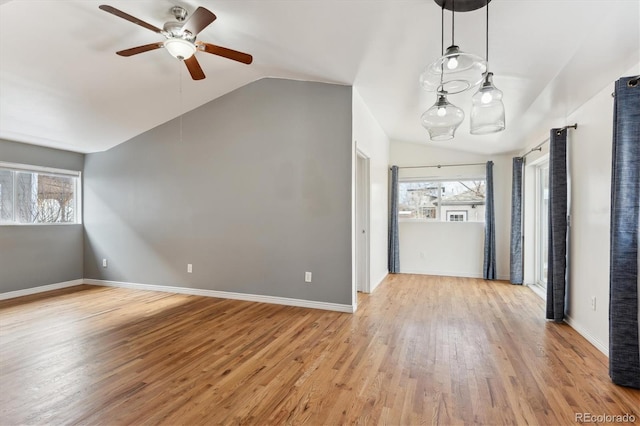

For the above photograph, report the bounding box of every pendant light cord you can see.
[440,3,444,88]
[485,1,489,61]
[441,3,444,56]
[451,0,455,45]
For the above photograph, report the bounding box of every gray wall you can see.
[0,140,84,292]
[84,78,353,305]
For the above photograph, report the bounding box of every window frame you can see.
[0,161,82,226]
[534,160,550,288]
[398,176,486,223]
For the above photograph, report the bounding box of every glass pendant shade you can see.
[419,45,487,94]
[421,92,465,141]
[470,72,505,134]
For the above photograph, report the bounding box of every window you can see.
[446,211,467,222]
[398,179,486,222]
[420,206,437,219]
[535,162,549,288]
[0,162,81,225]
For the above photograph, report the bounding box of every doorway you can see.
[355,150,370,295]
[534,160,550,290]
[524,154,550,299]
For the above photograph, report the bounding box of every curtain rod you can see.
[522,140,548,158]
[521,123,578,158]
[393,162,486,170]
[558,123,578,133]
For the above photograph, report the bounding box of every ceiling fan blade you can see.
[184,56,206,80]
[181,7,216,37]
[99,5,163,34]
[197,42,253,64]
[116,42,164,57]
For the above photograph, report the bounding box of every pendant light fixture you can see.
[421,90,465,140]
[421,3,465,141]
[419,0,487,94]
[470,1,505,134]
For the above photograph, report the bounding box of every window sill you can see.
[399,219,485,224]
[0,222,82,227]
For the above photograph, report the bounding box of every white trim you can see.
[398,218,484,223]
[526,283,547,300]
[400,269,509,281]
[0,279,84,300]
[351,140,357,311]
[0,161,81,177]
[565,315,609,356]
[355,148,371,295]
[0,222,82,227]
[368,272,388,293]
[398,175,486,183]
[526,286,608,356]
[83,279,355,313]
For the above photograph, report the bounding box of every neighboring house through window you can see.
[398,179,486,222]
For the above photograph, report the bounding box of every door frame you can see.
[355,149,371,295]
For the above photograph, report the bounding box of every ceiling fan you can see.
[99,4,253,80]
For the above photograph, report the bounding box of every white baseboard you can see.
[564,315,609,356]
[369,272,389,293]
[0,279,84,300]
[525,285,609,357]
[84,279,354,313]
[526,283,546,300]
[401,269,483,279]
[400,269,510,281]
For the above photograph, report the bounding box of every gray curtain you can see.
[546,129,568,322]
[483,161,496,280]
[510,157,524,284]
[388,165,400,274]
[609,75,640,389]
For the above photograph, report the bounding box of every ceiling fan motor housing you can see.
[163,21,195,41]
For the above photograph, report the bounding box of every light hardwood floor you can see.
[1,275,638,425]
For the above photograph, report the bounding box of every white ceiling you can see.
[0,0,638,154]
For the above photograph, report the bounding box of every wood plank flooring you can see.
[1,274,638,425]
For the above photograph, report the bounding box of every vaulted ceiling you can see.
[0,0,638,154]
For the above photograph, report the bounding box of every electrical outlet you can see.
[305,272,312,283]
[187,264,193,274]
[102,258,108,268]
[591,296,596,311]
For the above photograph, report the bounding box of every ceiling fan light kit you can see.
[99,4,253,80]
[164,38,197,60]
[421,0,505,140]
